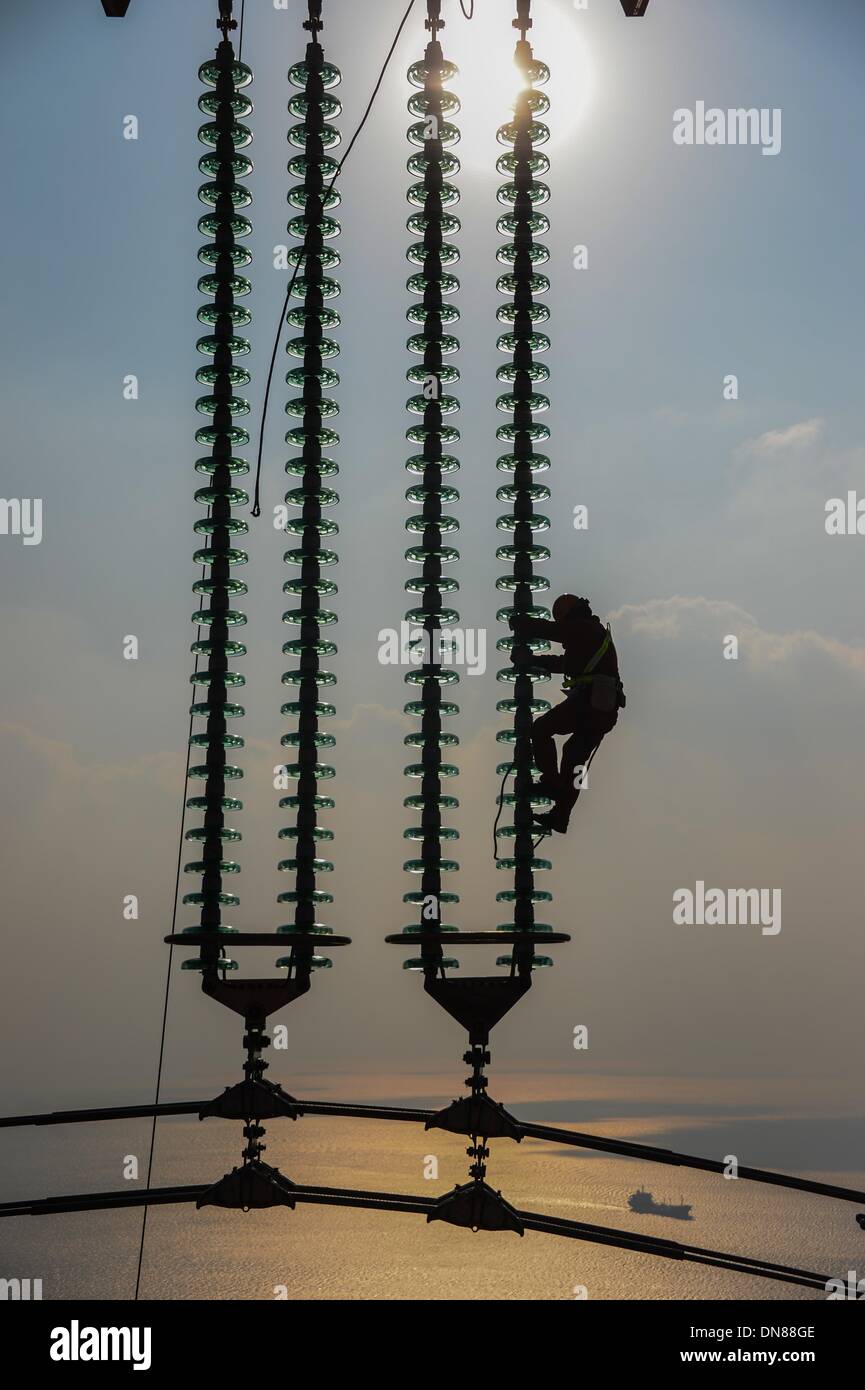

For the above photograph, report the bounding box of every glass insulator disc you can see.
[288,92,342,120]
[278,857,334,874]
[285,246,341,272]
[495,391,550,414]
[407,120,460,148]
[406,302,459,326]
[495,303,550,327]
[283,546,338,566]
[406,180,460,209]
[495,542,550,563]
[496,119,550,148]
[195,609,248,628]
[284,486,339,509]
[406,393,459,416]
[405,454,459,475]
[285,425,340,449]
[195,365,251,388]
[408,89,460,118]
[402,692,459,717]
[403,890,459,904]
[284,364,340,389]
[496,242,550,268]
[197,211,252,239]
[198,152,253,179]
[406,423,460,445]
[496,484,550,505]
[289,274,341,302]
[280,701,336,719]
[195,425,250,448]
[285,306,340,330]
[406,271,459,297]
[288,59,341,90]
[496,210,550,237]
[192,575,247,597]
[407,55,458,86]
[406,366,459,388]
[287,122,341,151]
[198,57,252,88]
[403,858,459,874]
[195,393,251,418]
[406,242,460,268]
[281,732,336,750]
[406,332,459,356]
[193,515,249,536]
[496,180,550,207]
[496,151,550,180]
[496,362,549,385]
[287,185,340,212]
[404,577,459,595]
[405,484,459,504]
[497,331,550,354]
[495,422,551,444]
[284,456,339,478]
[406,211,460,237]
[284,398,339,422]
[405,515,459,536]
[287,214,341,240]
[198,91,253,118]
[282,579,338,599]
[197,303,252,328]
[403,796,459,814]
[196,334,251,358]
[193,545,249,565]
[198,180,252,210]
[285,338,340,364]
[281,671,337,690]
[198,120,252,149]
[403,731,459,749]
[282,639,337,659]
[404,545,458,564]
[197,269,251,295]
[281,607,337,626]
[496,271,550,297]
[288,153,339,181]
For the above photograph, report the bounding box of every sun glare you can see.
[439,0,592,172]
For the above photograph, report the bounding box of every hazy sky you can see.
[2,0,865,1132]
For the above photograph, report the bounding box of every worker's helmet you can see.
[553,593,591,623]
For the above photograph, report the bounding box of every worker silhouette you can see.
[510,594,624,834]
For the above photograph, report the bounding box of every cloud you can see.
[737,418,824,459]
[608,595,865,677]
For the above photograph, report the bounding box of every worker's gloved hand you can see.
[510,642,532,665]
[509,612,532,636]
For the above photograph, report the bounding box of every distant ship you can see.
[627,1188,693,1221]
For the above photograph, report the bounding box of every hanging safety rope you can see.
[182,8,254,975]
[493,0,554,976]
[276,0,341,975]
[400,0,462,975]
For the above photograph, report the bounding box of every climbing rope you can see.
[251,0,418,518]
[492,0,554,974]
[275,0,341,974]
[399,0,463,975]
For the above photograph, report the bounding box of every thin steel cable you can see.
[133,568,207,1301]
[251,0,418,517]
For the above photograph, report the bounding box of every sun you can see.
[440,0,592,173]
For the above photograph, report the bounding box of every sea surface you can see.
[1,1075,862,1301]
